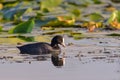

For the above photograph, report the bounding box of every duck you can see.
[17,35,65,55]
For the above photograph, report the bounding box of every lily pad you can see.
[108,10,118,23]
[84,13,104,22]
[35,17,57,27]
[108,10,120,23]
[92,0,102,4]
[8,19,35,34]
[41,0,63,12]
[18,36,35,42]
[107,33,120,36]
[0,3,3,10]
[43,16,75,27]
[2,2,27,21]
[71,8,81,17]
[108,10,120,29]
[0,26,3,32]
[70,31,83,40]
[111,0,120,3]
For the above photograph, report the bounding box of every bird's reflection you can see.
[34,52,65,68]
[51,52,65,68]
[33,55,49,61]
[21,52,65,68]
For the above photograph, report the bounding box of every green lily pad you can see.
[42,16,75,27]
[0,26,3,32]
[35,17,57,27]
[8,19,35,34]
[92,0,102,4]
[107,33,120,36]
[84,13,104,22]
[108,10,120,23]
[71,8,81,17]
[18,36,35,42]
[70,32,83,40]
[2,2,27,21]
[41,0,63,12]
[111,0,120,3]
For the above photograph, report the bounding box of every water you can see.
[0,60,119,80]
[0,31,120,80]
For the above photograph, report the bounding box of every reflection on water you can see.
[51,52,65,68]
[32,55,49,61]
[23,52,66,68]
[0,52,66,68]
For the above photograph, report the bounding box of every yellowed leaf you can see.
[57,16,75,24]
[110,18,120,29]
[105,7,116,12]
[0,3,3,10]
[88,24,96,32]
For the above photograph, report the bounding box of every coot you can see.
[17,35,65,55]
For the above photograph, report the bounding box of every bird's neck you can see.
[51,43,60,49]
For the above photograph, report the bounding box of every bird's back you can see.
[17,42,54,55]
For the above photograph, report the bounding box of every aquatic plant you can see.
[8,19,35,33]
[108,10,120,29]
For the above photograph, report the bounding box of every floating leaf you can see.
[88,24,96,32]
[35,17,57,27]
[35,12,45,20]
[57,16,75,24]
[117,11,120,22]
[43,30,63,35]
[92,0,102,4]
[14,7,33,21]
[43,16,75,27]
[110,19,120,29]
[78,0,93,6]
[66,0,90,7]
[107,10,118,23]
[2,2,27,21]
[42,29,72,35]
[108,10,120,29]
[111,0,120,3]
[107,33,120,36]
[0,0,17,3]
[8,19,35,34]
[18,36,35,42]
[84,13,104,22]
[0,26,3,32]
[0,37,24,44]
[104,4,116,12]
[0,12,3,21]
[82,21,102,32]
[41,26,54,30]
[70,31,83,40]
[0,3,3,10]
[41,0,63,12]
[69,8,81,18]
